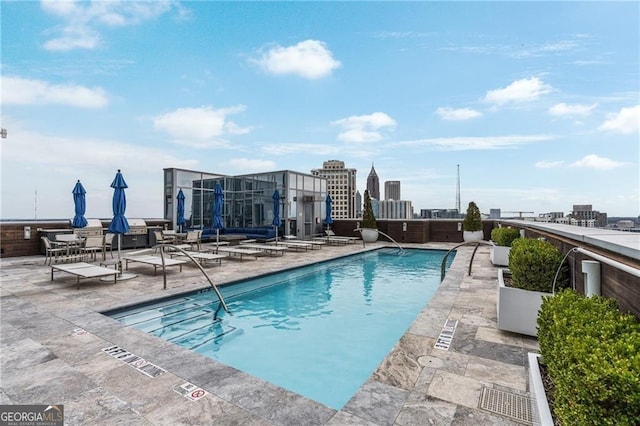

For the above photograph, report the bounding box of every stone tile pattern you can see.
[1,243,535,425]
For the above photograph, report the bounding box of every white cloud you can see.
[548,102,597,117]
[153,105,249,145]
[484,77,552,105]
[570,154,626,170]
[535,160,565,168]
[0,125,197,218]
[40,0,179,51]
[332,112,396,143]
[255,40,341,79]
[436,107,482,121]
[393,134,554,151]
[598,105,640,134]
[1,76,108,107]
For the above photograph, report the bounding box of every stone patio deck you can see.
[1,242,537,425]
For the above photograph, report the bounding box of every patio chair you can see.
[41,236,66,265]
[82,236,104,261]
[184,230,202,251]
[153,230,173,252]
[103,233,115,260]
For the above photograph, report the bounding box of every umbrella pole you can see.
[275,226,278,246]
[112,233,137,280]
[216,229,219,254]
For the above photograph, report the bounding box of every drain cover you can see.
[478,386,532,424]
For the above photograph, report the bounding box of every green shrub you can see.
[537,290,640,425]
[462,201,482,231]
[362,189,377,229]
[490,227,520,247]
[508,238,568,292]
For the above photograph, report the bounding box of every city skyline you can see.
[1,1,638,220]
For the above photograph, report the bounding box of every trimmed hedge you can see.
[537,290,640,425]
[508,238,568,292]
[490,227,520,247]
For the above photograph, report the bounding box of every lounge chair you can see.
[237,243,288,256]
[122,254,187,275]
[51,262,119,289]
[216,247,261,260]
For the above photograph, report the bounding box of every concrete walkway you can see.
[1,242,537,425]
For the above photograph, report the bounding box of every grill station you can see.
[73,219,104,238]
[118,218,149,249]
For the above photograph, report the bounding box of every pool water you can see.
[108,248,454,409]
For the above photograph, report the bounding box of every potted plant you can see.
[462,201,483,242]
[489,226,520,266]
[497,238,568,336]
[530,290,640,424]
[360,189,379,243]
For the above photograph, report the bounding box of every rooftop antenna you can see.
[456,164,461,213]
[34,189,38,220]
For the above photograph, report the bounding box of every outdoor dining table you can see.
[54,234,85,257]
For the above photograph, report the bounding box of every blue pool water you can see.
[108,248,454,409]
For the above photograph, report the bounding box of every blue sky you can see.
[1,1,638,220]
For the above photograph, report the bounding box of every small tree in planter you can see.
[497,238,568,336]
[489,227,521,266]
[462,201,483,242]
[360,189,378,243]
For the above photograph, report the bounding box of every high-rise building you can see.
[311,160,357,219]
[355,190,362,218]
[377,200,413,219]
[366,163,380,200]
[384,181,401,200]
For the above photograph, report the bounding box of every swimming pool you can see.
[107,248,454,409]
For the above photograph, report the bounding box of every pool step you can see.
[169,319,239,350]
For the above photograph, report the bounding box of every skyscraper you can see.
[311,160,357,219]
[366,163,380,200]
[384,180,401,200]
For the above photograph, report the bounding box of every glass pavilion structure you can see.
[163,168,328,239]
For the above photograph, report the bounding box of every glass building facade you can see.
[163,168,328,239]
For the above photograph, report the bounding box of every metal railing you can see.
[354,228,405,254]
[440,240,493,282]
[157,244,231,315]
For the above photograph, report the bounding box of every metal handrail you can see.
[440,240,493,282]
[353,228,405,254]
[157,244,231,315]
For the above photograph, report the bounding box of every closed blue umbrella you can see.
[72,180,88,228]
[176,189,186,233]
[213,182,224,252]
[324,194,334,231]
[107,169,134,278]
[272,189,282,244]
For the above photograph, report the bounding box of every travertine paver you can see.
[0,243,532,425]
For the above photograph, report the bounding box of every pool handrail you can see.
[157,243,231,315]
[354,228,405,254]
[440,240,493,282]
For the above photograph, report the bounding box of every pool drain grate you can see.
[478,386,532,425]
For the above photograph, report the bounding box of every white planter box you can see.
[490,244,510,266]
[497,269,550,337]
[528,353,554,425]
